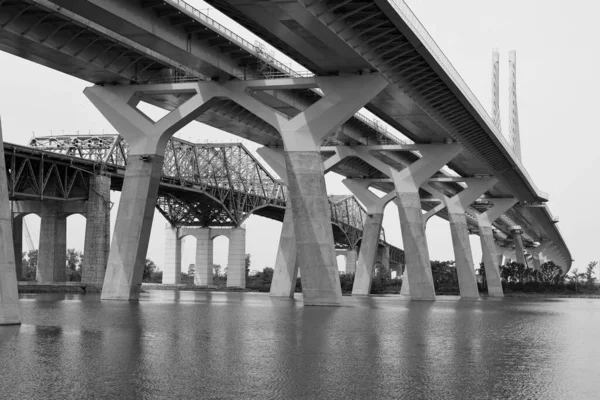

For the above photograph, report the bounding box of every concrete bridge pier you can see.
[530,241,551,271]
[12,215,23,280]
[0,118,20,325]
[345,249,357,275]
[235,73,389,305]
[424,178,497,300]
[390,145,461,300]
[37,202,67,283]
[342,179,394,295]
[511,227,527,266]
[81,175,111,285]
[85,84,213,300]
[476,198,518,296]
[163,225,182,285]
[326,144,462,300]
[257,147,298,298]
[226,227,246,288]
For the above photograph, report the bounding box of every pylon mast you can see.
[491,50,501,131]
[508,50,521,161]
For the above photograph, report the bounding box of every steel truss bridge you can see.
[13,134,403,263]
[0,0,570,267]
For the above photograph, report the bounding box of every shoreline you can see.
[16,283,600,299]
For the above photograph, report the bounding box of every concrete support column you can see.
[163,225,182,285]
[0,118,20,325]
[512,227,527,266]
[38,202,67,283]
[400,267,410,295]
[235,74,389,306]
[194,228,213,286]
[257,149,298,298]
[475,198,517,297]
[342,179,393,296]
[12,215,23,280]
[353,213,383,295]
[82,175,111,285]
[424,178,497,299]
[333,144,462,300]
[85,83,213,300]
[380,246,390,276]
[346,249,357,275]
[270,204,298,297]
[530,241,551,271]
[227,228,246,288]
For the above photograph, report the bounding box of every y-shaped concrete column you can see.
[530,241,551,271]
[227,228,246,288]
[235,74,389,305]
[511,227,527,266]
[328,144,461,299]
[163,225,182,285]
[12,215,23,280]
[0,118,20,325]
[475,198,518,297]
[258,147,299,298]
[38,202,67,283]
[400,203,445,297]
[85,83,214,300]
[424,178,497,299]
[82,175,111,285]
[343,179,395,295]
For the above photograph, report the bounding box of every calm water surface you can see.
[1,292,599,399]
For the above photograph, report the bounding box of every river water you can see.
[0,292,599,399]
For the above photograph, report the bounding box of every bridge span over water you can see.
[7,134,404,281]
[0,0,571,323]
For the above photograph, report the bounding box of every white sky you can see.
[0,0,597,274]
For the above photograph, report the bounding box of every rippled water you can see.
[1,292,599,399]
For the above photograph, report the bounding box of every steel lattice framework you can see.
[28,135,404,263]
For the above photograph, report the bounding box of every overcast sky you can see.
[0,0,596,274]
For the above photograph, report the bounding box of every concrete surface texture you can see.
[162,225,182,285]
[285,151,342,306]
[37,202,67,283]
[101,154,164,300]
[0,118,20,325]
[226,228,246,288]
[353,213,384,295]
[82,175,111,285]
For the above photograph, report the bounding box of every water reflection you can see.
[1,293,599,399]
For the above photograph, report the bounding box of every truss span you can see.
[27,135,404,263]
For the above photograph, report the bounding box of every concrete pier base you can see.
[0,119,20,325]
[38,202,67,283]
[286,151,341,306]
[270,205,298,298]
[480,226,504,297]
[400,268,410,296]
[163,225,182,285]
[194,228,213,286]
[12,215,23,280]
[226,228,246,288]
[346,249,357,275]
[513,230,527,266]
[82,175,111,285]
[101,155,164,300]
[395,193,435,300]
[352,213,383,295]
[448,212,479,299]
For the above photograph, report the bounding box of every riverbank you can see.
[16,283,600,299]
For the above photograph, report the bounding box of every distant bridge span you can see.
[12,135,404,263]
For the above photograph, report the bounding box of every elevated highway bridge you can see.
[0,0,571,322]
